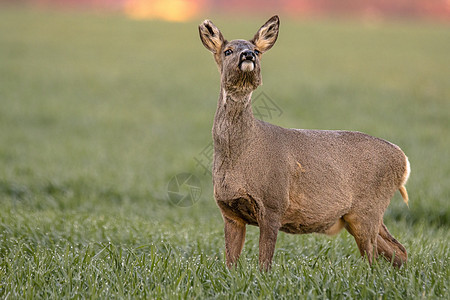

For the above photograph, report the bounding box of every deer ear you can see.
[251,15,279,53]
[199,20,225,53]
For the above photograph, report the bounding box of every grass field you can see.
[0,7,449,299]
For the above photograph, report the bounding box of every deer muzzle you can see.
[239,50,256,72]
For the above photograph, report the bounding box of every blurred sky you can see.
[5,0,450,22]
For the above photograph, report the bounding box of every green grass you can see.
[0,7,449,299]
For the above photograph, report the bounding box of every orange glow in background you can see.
[13,1,450,22]
[124,0,202,22]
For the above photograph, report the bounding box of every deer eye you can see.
[254,49,260,55]
[224,49,233,56]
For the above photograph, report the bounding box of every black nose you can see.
[241,50,256,61]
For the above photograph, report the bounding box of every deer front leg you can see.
[224,217,246,268]
[258,217,280,271]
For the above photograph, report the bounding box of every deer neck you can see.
[213,87,256,159]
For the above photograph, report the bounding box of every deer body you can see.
[199,16,410,270]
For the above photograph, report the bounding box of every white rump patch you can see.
[402,155,411,186]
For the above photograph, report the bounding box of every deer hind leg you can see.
[224,217,246,268]
[344,213,380,265]
[376,222,407,267]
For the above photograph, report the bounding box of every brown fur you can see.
[199,15,410,270]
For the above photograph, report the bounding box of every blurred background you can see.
[3,0,450,21]
[0,0,449,225]
[0,0,448,221]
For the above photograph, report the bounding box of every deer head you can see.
[199,16,280,96]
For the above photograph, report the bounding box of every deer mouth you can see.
[239,60,255,72]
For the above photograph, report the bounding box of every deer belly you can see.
[280,197,350,234]
[280,219,341,235]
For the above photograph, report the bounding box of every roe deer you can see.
[198,15,410,270]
